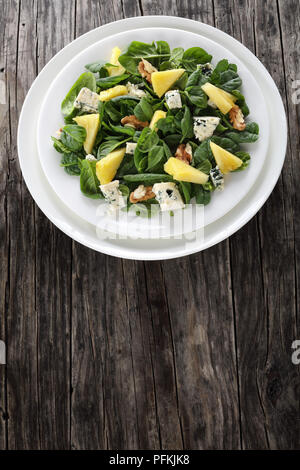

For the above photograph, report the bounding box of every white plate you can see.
[18,16,287,260]
[37,27,269,238]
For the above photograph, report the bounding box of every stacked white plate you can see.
[18,16,287,260]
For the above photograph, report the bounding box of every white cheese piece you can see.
[74,87,100,113]
[152,182,185,212]
[193,116,220,142]
[207,98,217,109]
[100,180,126,212]
[165,90,182,109]
[125,142,137,155]
[133,185,146,200]
[210,166,224,191]
[85,154,97,161]
[126,82,147,99]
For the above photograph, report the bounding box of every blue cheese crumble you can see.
[100,180,126,212]
[74,87,100,113]
[125,142,137,155]
[198,62,214,76]
[152,182,185,212]
[165,90,182,109]
[126,82,147,99]
[193,116,220,142]
[210,166,224,191]
[85,154,97,161]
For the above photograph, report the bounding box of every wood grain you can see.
[0,0,299,450]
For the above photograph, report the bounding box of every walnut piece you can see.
[121,115,149,130]
[129,185,155,204]
[229,105,246,131]
[174,144,192,165]
[138,58,157,84]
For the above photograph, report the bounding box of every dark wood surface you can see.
[0,0,299,450]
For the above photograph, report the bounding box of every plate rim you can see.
[36,25,270,236]
[17,16,287,260]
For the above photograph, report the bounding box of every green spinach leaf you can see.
[80,160,102,199]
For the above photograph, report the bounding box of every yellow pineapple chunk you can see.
[73,114,100,154]
[149,110,167,130]
[96,148,126,185]
[201,82,236,114]
[164,157,208,184]
[151,69,185,98]
[210,141,242,174]
[107,47,126,76]
[99,85,128,102]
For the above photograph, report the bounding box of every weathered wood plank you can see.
[33,0,75,449]
[214,0,299,449]
[4,0,40,449]
[141,0,241,450]
[0,0,9,449]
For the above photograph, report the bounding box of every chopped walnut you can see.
[174,144,192,165]
[229,105,246,131]
[138,58,157,84]
[129,185,155,204]
[121,115,149,130]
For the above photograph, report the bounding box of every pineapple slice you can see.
[73,114,100,154]
[164,157,208,185]
[201,82,236,114]
[210,141,242,174]
[99,85,128,102]
[149,110,167,130]
[96,148,126,185]
[107,46,126,76]
[151,69,185,98]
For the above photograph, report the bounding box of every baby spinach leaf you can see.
[97,137,130,159]
[182,47,212,72]
[197,159,212,174]
[109,123,136,136]
[173,72,188,90]
[194,140,214,164]
[123,174,174,184]
[51,136,73,154]
[80,160,102,199]
[185,86,208,108]
[96,73,129,89]
[117,156,137,177]
[180,106,194,141]
[231,90,249,116]
[118,41,170,73]
[147,145,165,172]
[224,122,259,144]
[179,182,191,204]
[134,97,154,122]
[60,124,86,151]
[170,47,184,66]
[193,185,211,205]
[156,115,177,135]
[156,40,170,56]
[60,153,82,176]
[233,151,251,171]
[61,72,96,117]
[211,135,240,153]
[136,127,159,153]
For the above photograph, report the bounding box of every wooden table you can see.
[0,0,299,450]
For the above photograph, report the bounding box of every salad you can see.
[51,41,259,216]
